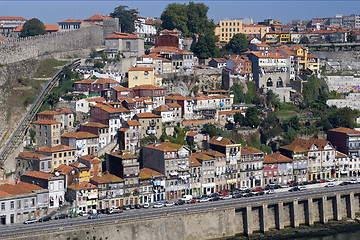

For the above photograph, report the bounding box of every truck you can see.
[180,195,193,202]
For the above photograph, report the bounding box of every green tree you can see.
[225,33,248,54]
[161,3,189,36]
[141,135,158,145]
[266,90,280,109]
[20,18,46,37]
[329,107,358,128]
[201,123,222,138]
[153,22,163,35]
[101,51,108,61]
[244,107,261,128]
[94,61,104,69]
[110,5,138,33]
[300,36,310,44]
[230,83,246,104]
[90,49,97,58]
[260,112,283,144]
[234,112,245,126]
[348,31,357,43]
[191,34,219,59]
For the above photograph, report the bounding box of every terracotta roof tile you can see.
[209,136,237,146]
[91,173,123,183]
[265,152,292,163]
[82,122,109,128]
[166,103,181,108]
[23,171,54,180]
[110,151,137,159]
[62,131,98,139]
[189,155,201,167]
[79,155,102,164]
[68,181,97,190]
[85,97,106,103]
[126,120,141,126]
[182,119,216,126]
[153,105,170,112]
[241,146,263,156]
[38,144,75,152]
[0,182,44,196]
[192,152,214,161]
[203,150,225,157]
[129,67,154,71]
[112,86,132,92]
[139,168,162,179]
[38,110,60,116]
[186,131,199,137]
[93,104,129,114]
[105,32,138,39]
[328,127,360,135]
[136,112,161,118]
[32,119,60,125]
[18,152,48,159]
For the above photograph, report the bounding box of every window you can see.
[17,200,21,209]
[1,202,4,211]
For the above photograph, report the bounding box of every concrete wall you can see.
[5,189,360,240]
[0,25,104,65]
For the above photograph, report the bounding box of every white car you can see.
[153,203,164,208]
[265,190,275,194]
[24,218,38,224]
[299,186,307,191]
[327,178,335,182]
[198,197,210,203]
[143,203,150,208]
[165,201,175,207]
[325,183,335,187]
[281,184,289,188]
[240,187,249,191]
[221,195,232,200]
[78,211,87,217]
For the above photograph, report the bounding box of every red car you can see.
[288,180,296,184]
[319,179,326,183]
[254,187,263,192]
[219,190,229,196]
[188,199,197,204]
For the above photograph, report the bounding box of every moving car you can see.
[325,183,335,187]
[153,203,164,208]
[165,201,175,207]
[24,218,37,224]
[38,216,51,222]
[288,187,300,192]
[54,214,68,220]
[88,213,100,219]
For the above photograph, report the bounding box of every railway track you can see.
[0,58,81,171]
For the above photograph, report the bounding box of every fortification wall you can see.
[0,25,104,65]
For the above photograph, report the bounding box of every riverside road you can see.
[1,184,360,238]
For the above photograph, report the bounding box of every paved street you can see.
[1,183,359,238]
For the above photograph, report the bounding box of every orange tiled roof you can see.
[105,32,138,39]
[166,93,192,101]
[110,151,137,159]
[80,155,102,164]
[55,164,74,175]
[192,152,214,161]
[0,182,44,196]
[38,110,60,116]
[241,146,263,155]
[118,127,129,132]
[189,155,201,167]
[136,112,161,118]
[336,151,348,158]
[38,144,75,152]
[85,97,106,103]
[145,142,178,152]
[279,144,306,152]
[126,120,141,126]
[68,181,97,190]
[0,16,27,20]
[211,58,227,63]
[74,79,95,84]
[251,52,286,59]
[84,14,110,21]
[209,136,237,146]
[23,171,54,180]
[166,103,181,108]
[112,86,132,92]
[57,108,73,114]
[129,67,154,71]
[91,172,123,183]
[265,152,292,163]
[32,119,60,125]
[153,105,170,112]
[93,78,119,84]
[139,168,162,179]
[186,131,199,137]
[291,138,331,151]
[182,119,215,126]
[82,122,109,128]
[18,152,48,159]
[71,162,89,169]
[59,19,83,23]
[62,131,98,139]
[93,104,129,114]
[203,149,225,157]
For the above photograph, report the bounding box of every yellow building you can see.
[307,53,320,73]
[279,32,291,44]
[128,67,160,88]
[38,144,76,171]
[217,19,243,43]
[242,24,268,39]
[71,162,91,182]
[264,31,279,44]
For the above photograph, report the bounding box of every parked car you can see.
[130,205,136,209]
[349,179,358,184]
[265,190,275,194]
[181,195,193,202]
[339,181,349,186]
[318,179,326,183]
[153,203,164,208]
[188,199,197,204]
[24,218,37,224]
[243,192,255,197]
[38,216,51,222]
[79,211,87,217]
[240,186,249,192]
[165,201,175,207]
[289,187,300,192]
[54,214,68,220]
[325,183,335,187]
[175,199,185,205]
[135,204,141,209]
[107,207,123,214]
[143,203,150,208]
[299,186,307,191]
[281,184,289,188]
[210,193,219,198]
[124,205,131,210]
[210,196,220,201]
[219,190,229,196]
[198,197,210,203]
[253,187,263,192]
[309,180,318,184]
[233,193,243,198]
[88,213,100,219]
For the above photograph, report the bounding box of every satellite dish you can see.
[55,172,60,176]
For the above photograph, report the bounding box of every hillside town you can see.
[2,5,360,229]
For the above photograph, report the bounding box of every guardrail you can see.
[0,58,81,169]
